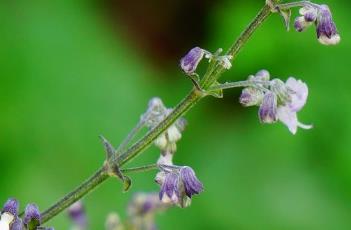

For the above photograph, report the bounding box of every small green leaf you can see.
[27,219,40,230]
[100,135,116,160]
[207,81,223,98]
[122,176,132,192]
[278,9,292,31]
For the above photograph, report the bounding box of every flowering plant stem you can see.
[40,1,279,224]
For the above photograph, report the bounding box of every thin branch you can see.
[121,164,158,174]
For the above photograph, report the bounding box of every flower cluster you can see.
[293,3,340,45]
[240,70,312,134]
[142,97,204,208]
[0,198,54,230]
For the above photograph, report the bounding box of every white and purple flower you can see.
[180,47,205,75]
[276,77,312,134]
[293,4,340,45]
[24,203,41,229]
[157,165,203,208]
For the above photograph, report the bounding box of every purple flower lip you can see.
[2,198,19,216]
[180,166,203,198]
[180,47,204,75]
[23,203,41,225]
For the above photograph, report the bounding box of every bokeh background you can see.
[1,0,350,229]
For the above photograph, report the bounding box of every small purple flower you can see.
[259,92,278,123]
[24,203,41,227]
[2,198,19,216]
[159,173,179,204]
[68,201,87,230]
[180,47,205,75]
[255,69,270,81]
[10,217,23,230]
[179,167,203,198]
[316,5,340,45]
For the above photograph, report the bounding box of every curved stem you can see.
[40,1,279,224]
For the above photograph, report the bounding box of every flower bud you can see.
[294,16,311,32]
[270,79,291,104]
[299,6,318,22]
[10,217,23,230]
[255,69,270,81]
[24,203,41,229]
[239,88,264,107]
[180,47,205,75]
[258,92,278,123]
[2,198,19,216]
[316,5,340,45]
[68,201,87,230]
[105,213,123,230]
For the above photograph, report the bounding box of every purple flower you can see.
[10,217,23,230]
[1,199,20,230]
[259,92,278,123]
[24,203,41,228]
[2,199,19,216]
[159,173,179,203]
[68,201,87,230]
[180,47,205,75]
[277,77,312,134]
[179,167,203,198]
[316,5,340,45]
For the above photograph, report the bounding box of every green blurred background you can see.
[1,0,350,229]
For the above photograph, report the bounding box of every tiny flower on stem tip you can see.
[293,3,340,45]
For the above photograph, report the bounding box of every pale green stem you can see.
[40,1,279,224]
[121,164,158,174]
[208,80,270,92]
[276,1,320,10]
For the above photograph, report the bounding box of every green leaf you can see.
[278,9,292,31]
[122,176,132,193]
[207,81,223,98]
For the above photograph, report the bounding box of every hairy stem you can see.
[208,80,270,92]
[40,1,279,224]
[201,1,278,89]
[121,164,158,174]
